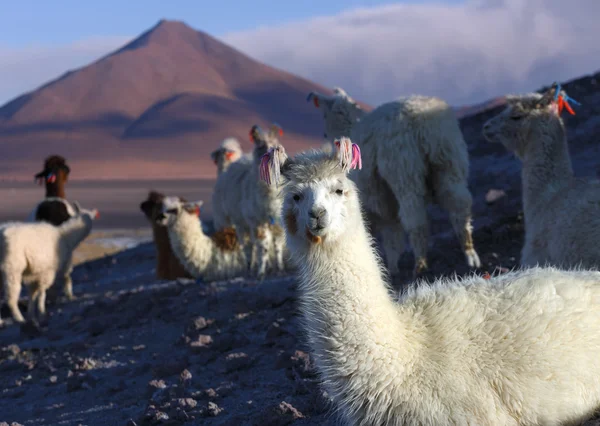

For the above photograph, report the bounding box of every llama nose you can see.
[309,207,326,220]
[483,122,490,131]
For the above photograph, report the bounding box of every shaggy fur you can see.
[307,87,480,277]
[140,191,192,280]
[241,124,287,278]
[0,207,98,325]
[274,140,600,425]
[483,83,600,269]
[158,197,247,282]
[212,124,288,278]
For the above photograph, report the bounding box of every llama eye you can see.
[510,115,523,121]
[293,194,301,202]
[335,189,344,196]
[165,208,177,214]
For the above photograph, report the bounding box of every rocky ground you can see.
[0,72,599,425]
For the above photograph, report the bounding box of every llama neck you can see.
[167,212,212,276]
[45,181,65,198]
[60,216,92,251]
[152,224,175,278]
[294,212,413,401]
[521,120,573,220]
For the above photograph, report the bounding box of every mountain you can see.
[0,20,349,180]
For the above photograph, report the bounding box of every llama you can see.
[210,137,248,175]
[140,191,192,280]
[483,82,599,269]
[157,196,246,282]
[27,155,79,226]
[242,123,287,278]
[0,207,99,326]
[259,137,600,426]
[306,88,480,278]
[212,123,286,277]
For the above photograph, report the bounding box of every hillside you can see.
[0,20,343,180]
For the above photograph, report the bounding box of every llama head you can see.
[260,137,363,246]
[482,82,579,158]
[249,124,283,158]
[157,196,202,227]
[306,87,363,140]
[210,138,242,172]
[140,191,188,226]
[35,154,70,187]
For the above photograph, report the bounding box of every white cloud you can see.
[0,36,131,106]
[222,0,600,106]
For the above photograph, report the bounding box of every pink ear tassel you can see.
[350,143,362,170]
[334,137,361,171]
[259,152,272,185]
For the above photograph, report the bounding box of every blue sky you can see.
[1,0,453,47]
[0,0,599,107]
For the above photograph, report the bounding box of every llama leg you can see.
[3,271,25,323]
[255,225,271,279]
[380,220,406,276]
[27,286,41,324]
[271,225,286,273]
[396,193,430,278]
[435,178,481,269]
[62,258,75,300]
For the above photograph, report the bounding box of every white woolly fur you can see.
[0,207,98,325]
[277,145,600,426]
[159,197,247,282]
[307,87,480,277]
[483,83,600,269]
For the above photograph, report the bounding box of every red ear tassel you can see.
[195,205,201,217]
[46,174,56,184]
[225,151,235,160]
[483,272,491,280]
[95,211,100,219]
[313,97,319,108]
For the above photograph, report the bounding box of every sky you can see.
[0,0,598,107]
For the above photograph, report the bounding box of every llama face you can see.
[308,89,362,140]
[157,197,202,226]
[284,175,353,244]
[482,87,564,159]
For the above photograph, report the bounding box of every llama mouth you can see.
[305,227,323,244]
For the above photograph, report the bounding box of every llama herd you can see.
[3,81,600,425]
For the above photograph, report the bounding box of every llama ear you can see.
[183,200,203,216]
[224,151,236,161]
[140,200,154,217]
[259,145,288,186]
[536,82,559,109]
[249,125,262,143]
[333,137,362,173]
[269,123,284,139]
[307,91,333,110]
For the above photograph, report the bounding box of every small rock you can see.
[224,352,254,372]
[3,344,20,357]
[49,375,58,384]
[187,316,208,332]
[204,388,217,399]
[133,345,146,351]
[206,401,223,417]
[257,401,305,425]
[291,350,315,378]
[485,189,506,204]
[177,398,197,409]
[189,335,213,351]
[152,357,189,378]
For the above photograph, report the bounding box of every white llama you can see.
[157,196,247,282]
[306,87,480,277]
[259,137,600,426]
[483,82,600,269]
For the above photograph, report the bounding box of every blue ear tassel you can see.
[553,82,582,106]
[306,93,312,102]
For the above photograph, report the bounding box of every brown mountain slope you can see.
[0,20,351,180]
